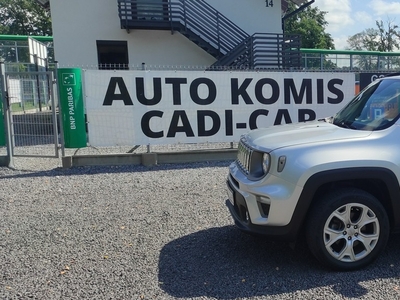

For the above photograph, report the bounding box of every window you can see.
[97,41,129,70]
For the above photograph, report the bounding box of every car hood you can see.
[244,120,373,152]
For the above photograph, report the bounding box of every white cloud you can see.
[332,35,350,50]
[315,0,353,33]
[309,0,400,49]
[354,11,374,28]
[369,0,400,16]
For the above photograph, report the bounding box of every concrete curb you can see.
[62,149,237,168]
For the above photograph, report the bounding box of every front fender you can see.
[289,167,400,236]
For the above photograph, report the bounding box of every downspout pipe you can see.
[282,0,315,32]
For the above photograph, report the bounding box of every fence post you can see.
[0,62,6,147]
[377,55,381,70]
[54,62,65,157]
[0,60,14,167]
[320,53,324,70]
[33,54,43,112]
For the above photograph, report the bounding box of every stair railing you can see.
[118,0,301,69]
[212,33,301,69]
[118,0,249,56]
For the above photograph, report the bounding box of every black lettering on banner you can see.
[231,78,253,105]
[360,73,390,90]
[136,77,162,106]
[255,79,279,105]
[298,109,316,122]
[317,79,324,104]
[225,110,233,136]
[274,109,292,125]
[197,110,221,136]
[167,110,195,137]
[249,109,269,130]
[190,78,216,105]
[165,78,187,105]
[103,77,133,106]
[284,79,312,104]
[327,79,344,104]
[142,111,163,138]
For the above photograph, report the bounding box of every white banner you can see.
[84,70,355,146]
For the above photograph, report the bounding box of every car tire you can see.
[306,188,390,271]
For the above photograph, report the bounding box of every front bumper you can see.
[226,176,302,242]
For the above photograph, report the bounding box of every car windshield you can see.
[332,78,400,131]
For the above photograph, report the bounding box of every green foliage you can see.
[284,3,335,69]
[347,19,400,70]
[283,3,335,50]
[347,20,400,52]
[347,29,378,51]
[0,0,52,36]
[0,0,52,63]
[375,20,400,52]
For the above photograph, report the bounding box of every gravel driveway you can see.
[1,157,400,299]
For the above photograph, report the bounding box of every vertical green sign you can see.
[0,91,5,147]
[58,68,87,148]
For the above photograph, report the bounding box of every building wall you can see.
[204,0,282,34]
[50,0,283,67]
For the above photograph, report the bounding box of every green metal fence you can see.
[0,35,54,72]
[2,34,400,72]
[301,48,400,72]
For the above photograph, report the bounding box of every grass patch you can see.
[11,102,47,112]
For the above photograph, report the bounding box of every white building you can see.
[41,0,310,69]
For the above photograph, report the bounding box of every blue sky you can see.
[314,0,400,50]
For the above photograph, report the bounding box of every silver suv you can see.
[226,74,400,271]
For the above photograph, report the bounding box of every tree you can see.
[347,28,379,51]
[376,20,400,52]
[0,0,52,36]
[283,3,335,50]
[347,19,400,70]
[0,0,52,63]
[283,3,335,69]
[348,20,400,52]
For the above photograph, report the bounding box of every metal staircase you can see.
[118,0,301,69]
[212,33,302,69]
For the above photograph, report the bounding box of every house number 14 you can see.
[266,0,273,7]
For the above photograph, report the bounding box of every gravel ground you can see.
[1,156,400,300]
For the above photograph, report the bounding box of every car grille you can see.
[236,139,253,175]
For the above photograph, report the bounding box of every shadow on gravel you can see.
[0,161,231,179]
[158,225,400,299]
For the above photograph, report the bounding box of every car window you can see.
[333,78,400,131]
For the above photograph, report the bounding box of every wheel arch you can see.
[292,167,400,236]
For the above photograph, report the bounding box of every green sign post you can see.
[58,68,87,148]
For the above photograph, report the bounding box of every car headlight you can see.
[262,153,270,174]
